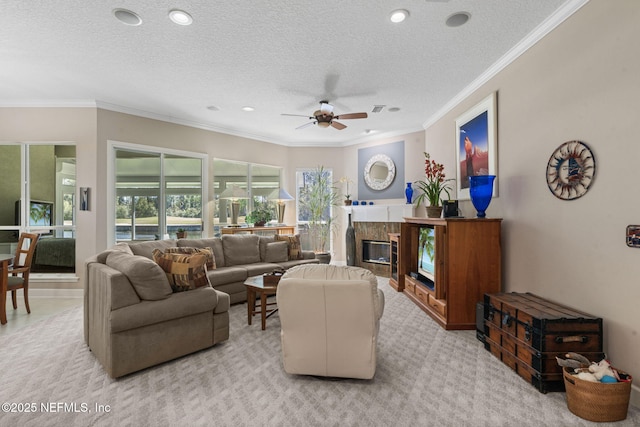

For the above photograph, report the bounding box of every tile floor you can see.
[0,297,82,335]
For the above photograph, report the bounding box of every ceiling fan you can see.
[282,101,367,130]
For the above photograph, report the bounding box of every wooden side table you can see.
[244,275,280,330]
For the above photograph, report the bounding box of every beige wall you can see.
[286,131,425,261]
[424,0,639,402]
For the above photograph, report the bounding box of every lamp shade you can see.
[269,188,294,201]
[220,185,248,200]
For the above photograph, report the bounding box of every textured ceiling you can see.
[1,1,583,147]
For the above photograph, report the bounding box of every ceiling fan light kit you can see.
[283,101,368,131]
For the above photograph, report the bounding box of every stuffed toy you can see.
[588,359,615,381]
[556,353,618,383]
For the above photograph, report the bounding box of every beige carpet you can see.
[1,278,638,426]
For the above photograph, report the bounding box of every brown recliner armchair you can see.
[276,264,384,380]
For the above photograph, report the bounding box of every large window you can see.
[0,143,76,273]
[213,159,281,235]
[112,144,205,243]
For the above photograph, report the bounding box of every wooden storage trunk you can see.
[483,292,603,393]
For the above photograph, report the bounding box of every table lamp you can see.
[269,188,294,224]
[220,185,248,226]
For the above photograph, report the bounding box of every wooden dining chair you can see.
[6,232,39,314]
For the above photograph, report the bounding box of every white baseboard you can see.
[631,385,639,409]
[28,288,83,298]
[30,273,79,283]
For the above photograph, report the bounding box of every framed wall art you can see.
[455,92,498,200]
[80,187,90,211]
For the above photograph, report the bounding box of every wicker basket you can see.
[563,367,632,422]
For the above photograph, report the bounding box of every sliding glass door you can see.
[113,145,204,242]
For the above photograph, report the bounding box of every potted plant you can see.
[299,166,340,263]
[246,202,274,227]
[339,176,353,205]
[176,228,187,239]
[414,152,454,218]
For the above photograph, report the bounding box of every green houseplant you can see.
[299,166,340,261]
[246,202,274,227]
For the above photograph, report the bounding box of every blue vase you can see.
[469,175,496,218]
[405,182,413,204]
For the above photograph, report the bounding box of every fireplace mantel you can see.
[342,204,415,223]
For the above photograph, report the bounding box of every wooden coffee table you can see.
[244,275,280,330]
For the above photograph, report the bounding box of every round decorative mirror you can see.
[364,154,396,190]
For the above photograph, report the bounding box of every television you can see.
[417,225,436,288]
[15,200,54,228]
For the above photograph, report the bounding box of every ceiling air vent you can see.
[372,105,386,113]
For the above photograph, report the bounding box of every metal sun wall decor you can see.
[546,140,596,200]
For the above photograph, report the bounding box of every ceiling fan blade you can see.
[334,112,367,120]
[282,113,313,118]
[296,121,316,130]
[331,121,347,130]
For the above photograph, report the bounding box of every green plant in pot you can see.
[246,202,274,227]
[299,166,340,263]
[176,228,187,239]
[414,152,454,218]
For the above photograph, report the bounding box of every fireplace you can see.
[362,240,390,265]
[354,221,401,276]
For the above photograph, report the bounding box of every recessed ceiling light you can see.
[390,9,409,23]
[446,12,470,28]
[388,107,401,112]
[113,8,142,26]
[169,9,193,26]
[241,106,255,112]
[206,105,220,111]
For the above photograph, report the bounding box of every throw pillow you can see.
[274,234,303,260]
[105,251,172,300]
[165,246,216,270]
[221,234,261,266]
[176,238,225,268]
[152,250,211,292]
[264,241,289,263]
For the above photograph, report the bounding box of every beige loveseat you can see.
[277,264,385,380]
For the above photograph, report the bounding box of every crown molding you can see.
[0,99,97,108]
